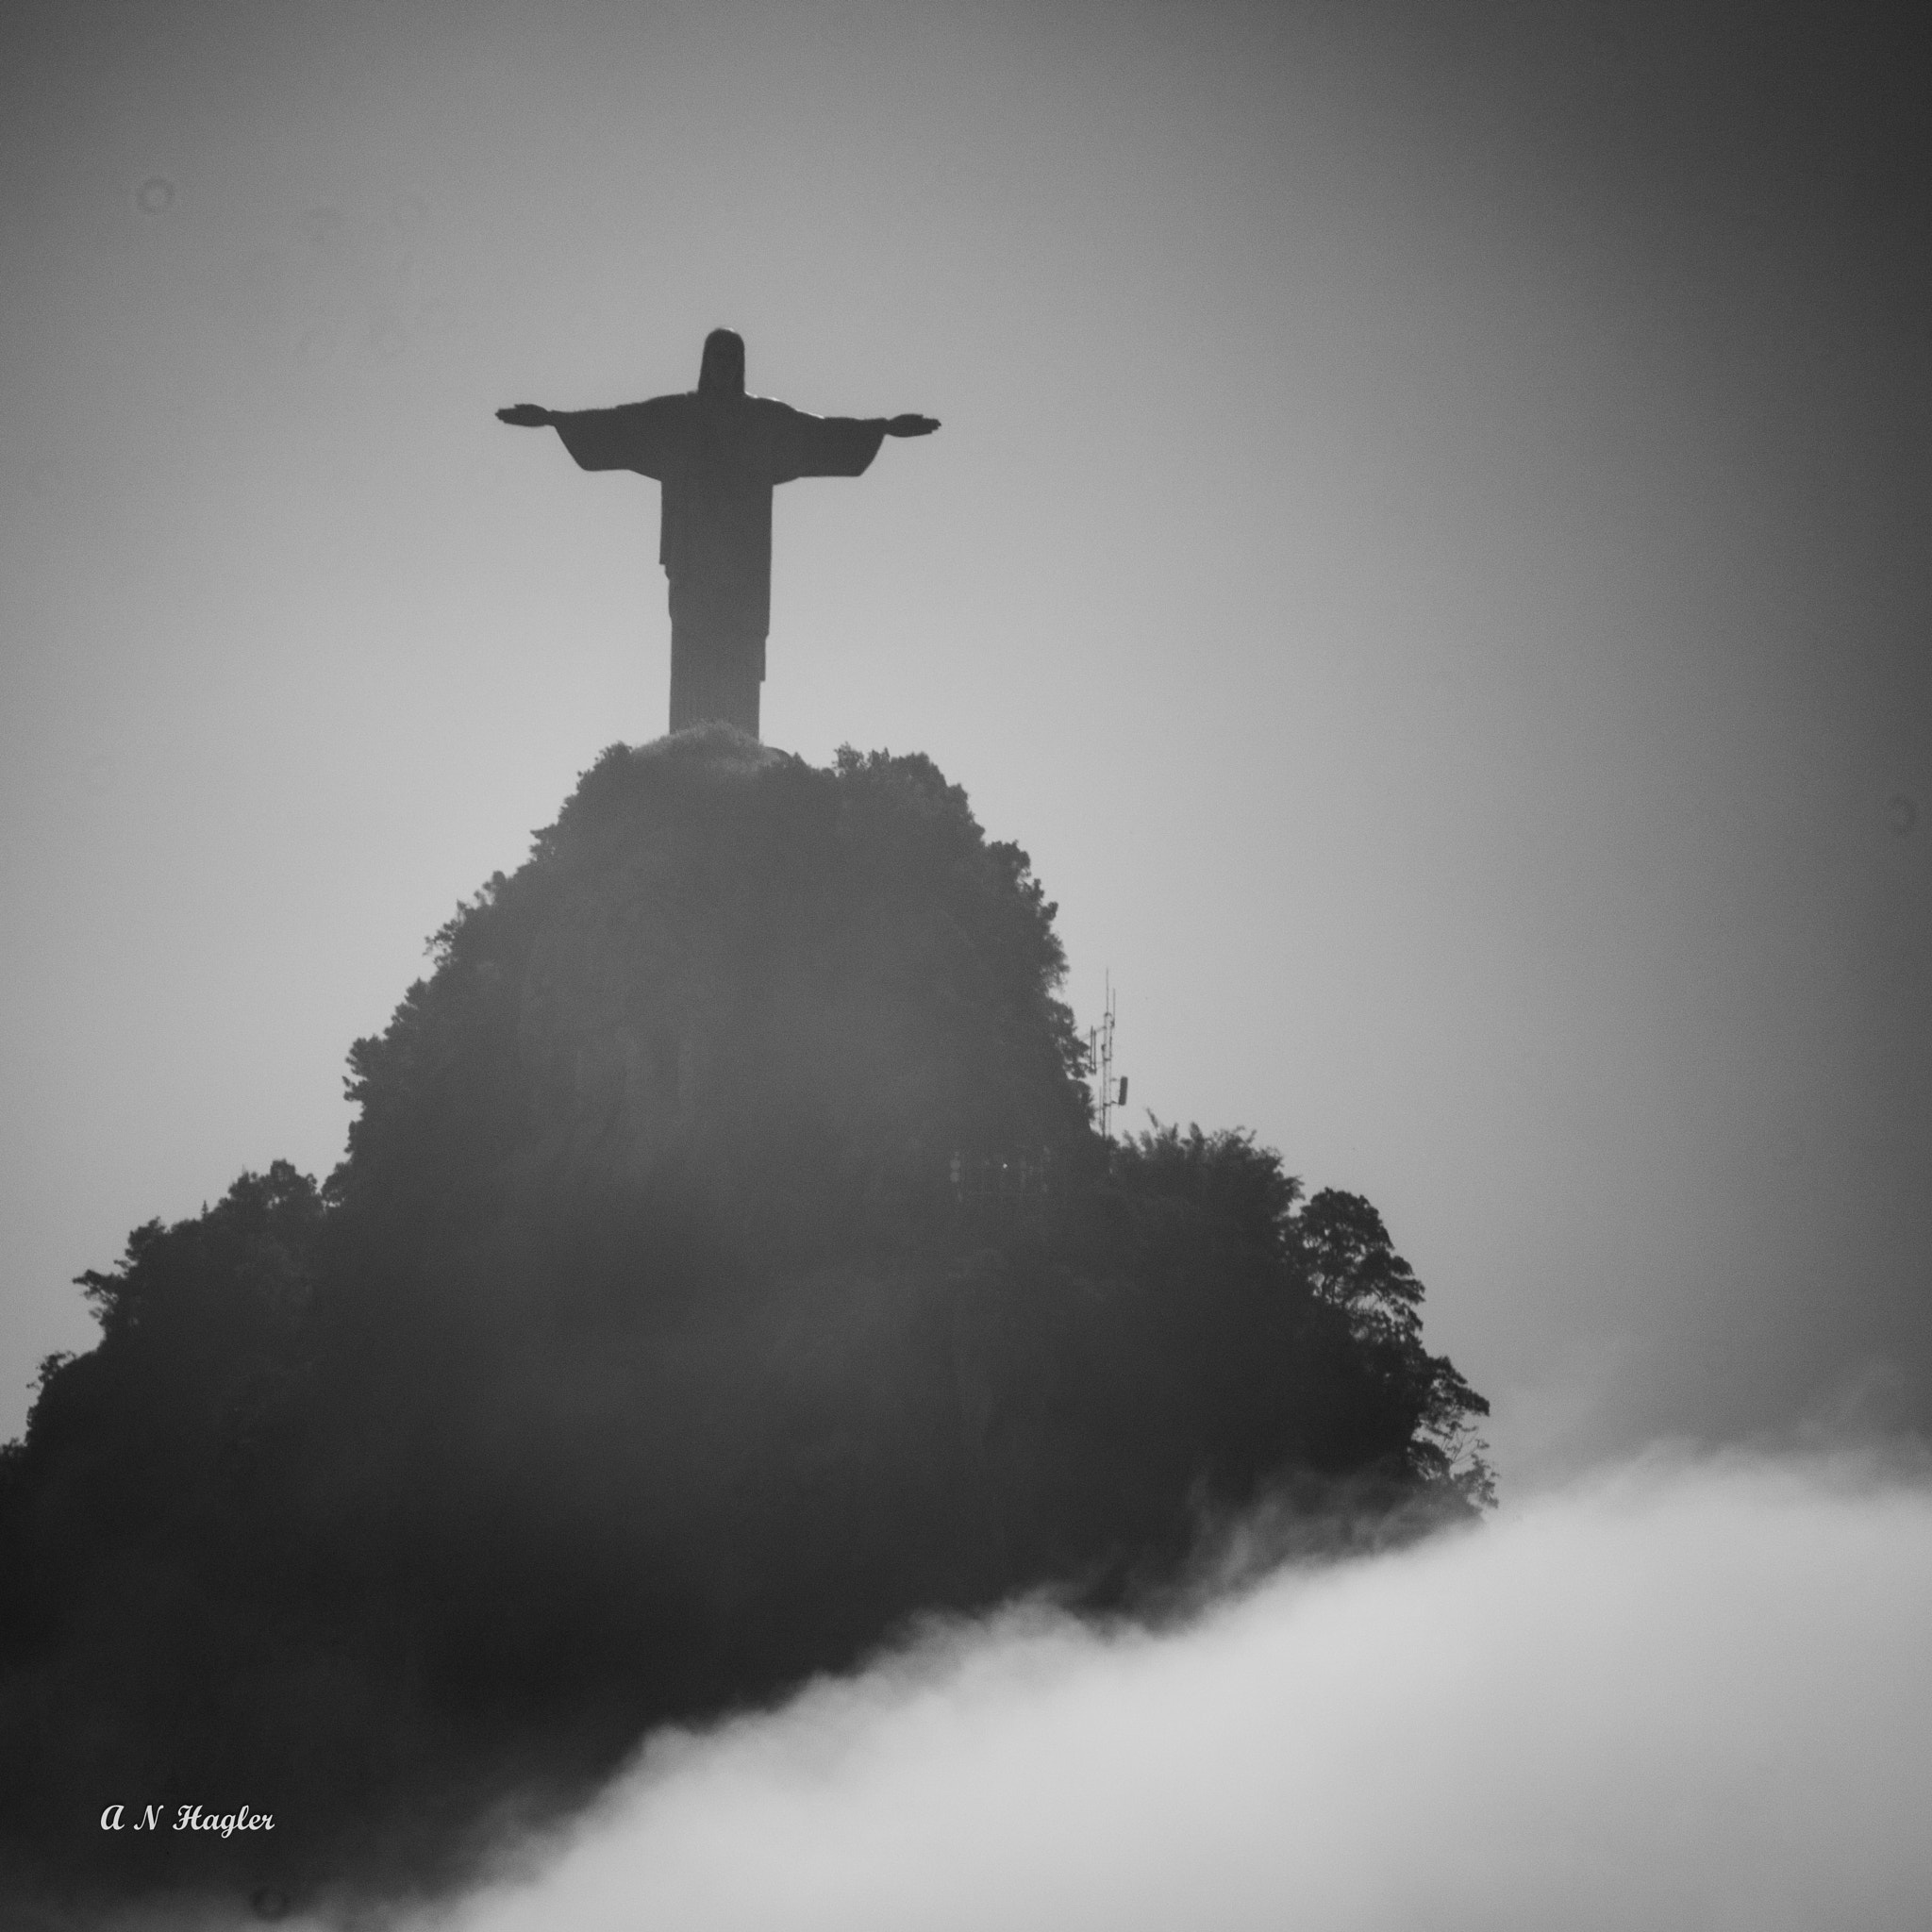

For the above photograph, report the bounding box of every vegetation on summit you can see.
[0,731,1490,1914]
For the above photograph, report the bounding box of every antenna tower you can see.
[1087,973,1127,1141]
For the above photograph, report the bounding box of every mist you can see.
[378,1452,1932,1932]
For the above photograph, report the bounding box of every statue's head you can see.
[698,328,745,397]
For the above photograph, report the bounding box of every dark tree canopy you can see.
[0,730,1489,1918]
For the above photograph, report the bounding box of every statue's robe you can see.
[549,394,889,737]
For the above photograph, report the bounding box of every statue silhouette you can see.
[498,329,938,739]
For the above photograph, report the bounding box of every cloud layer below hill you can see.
[390,1451,1932,1932]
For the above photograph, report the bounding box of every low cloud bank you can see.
[393,1452,1932,1932]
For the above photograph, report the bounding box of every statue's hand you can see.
[495,403,554,428]
[885,414,940,437]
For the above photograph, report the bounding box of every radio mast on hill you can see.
[1088,974,1127,1141]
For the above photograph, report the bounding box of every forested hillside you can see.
[0,729,1489,1917]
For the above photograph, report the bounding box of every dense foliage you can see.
[0,730,1489,1917]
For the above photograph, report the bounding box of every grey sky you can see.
[2,0,1926,1479]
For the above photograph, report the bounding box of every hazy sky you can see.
[2,0,1926,1479]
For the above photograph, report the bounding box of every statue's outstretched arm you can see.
[883,414,940,437]
[499,398,672,476]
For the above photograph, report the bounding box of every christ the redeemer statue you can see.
[497,328,938,740]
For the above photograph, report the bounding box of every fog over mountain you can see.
[3,1,1926,1922]
[62,1453,1932,1932]
[421,1454,1931,1932]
